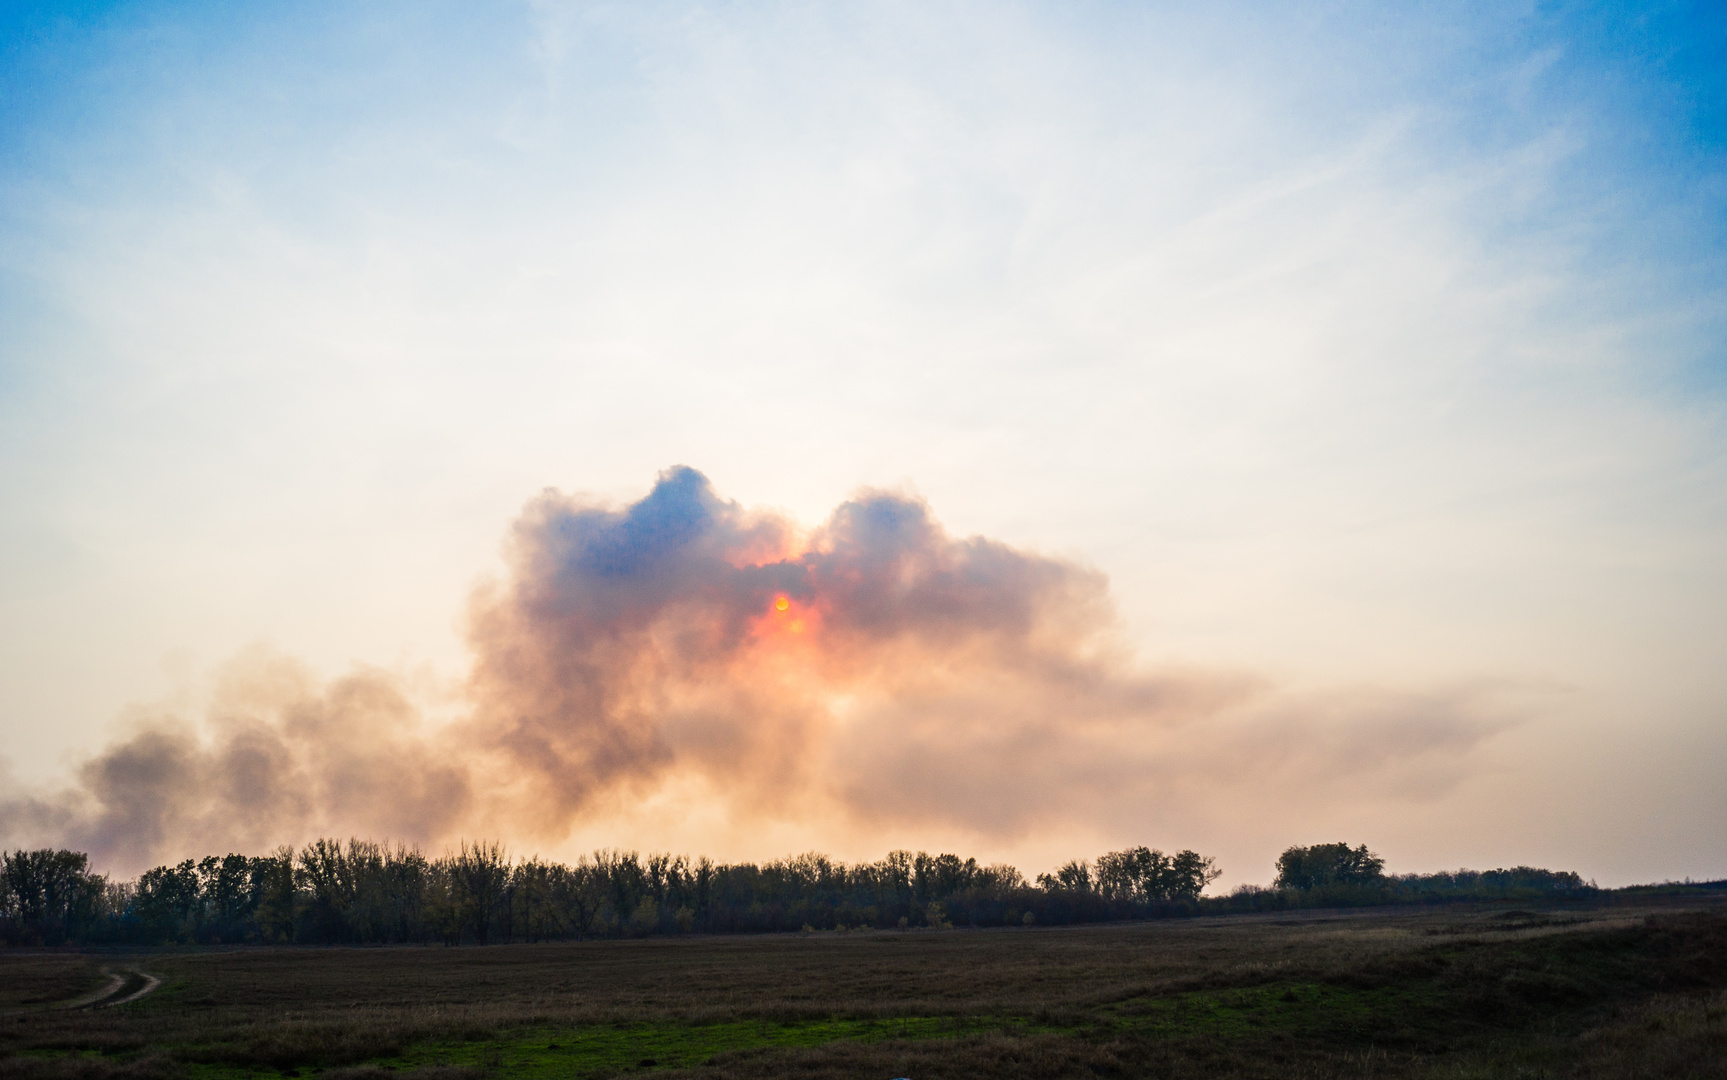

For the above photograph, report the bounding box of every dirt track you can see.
[64,970,161,1010]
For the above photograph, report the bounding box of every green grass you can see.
[17,990,1423,1079]
[1102,980,1421,1038]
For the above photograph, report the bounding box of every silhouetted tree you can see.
[1274,843,1386,892]
[252,848,298,942]
[0,849,104,944]
[450,840,509,944]
[7,834,1608,947]
[135,860,201,941]
[297,839,359,942]
[1038,859,1094,893]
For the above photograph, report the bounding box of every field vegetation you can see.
[2,894,1724,1079]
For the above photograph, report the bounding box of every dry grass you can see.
[0,959,104,1011]
[1,896,1722,1079]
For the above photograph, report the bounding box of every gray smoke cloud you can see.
[2,650,471,869]
[1,467,1511,873]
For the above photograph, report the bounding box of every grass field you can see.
[3,896,1724,1079]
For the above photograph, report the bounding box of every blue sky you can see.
[1,1,1724,883]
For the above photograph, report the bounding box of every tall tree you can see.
[1274,843,1385,891]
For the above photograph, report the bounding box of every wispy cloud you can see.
[0,3,1721,884]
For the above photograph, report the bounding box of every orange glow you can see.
[749,590,823,647]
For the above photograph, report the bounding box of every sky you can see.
[0,0,1723,887]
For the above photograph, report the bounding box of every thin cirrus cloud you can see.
[1,468,1511,876]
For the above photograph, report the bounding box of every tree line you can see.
[1214,841,1598,911]
[0,840,1219,946]
[0,839,1600,947]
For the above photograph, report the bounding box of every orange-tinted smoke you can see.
[464,465,1161,830]
[1,466,1508,873]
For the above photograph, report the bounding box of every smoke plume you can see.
[1,467,1509,873]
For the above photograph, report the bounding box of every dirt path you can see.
[61,969,163,1010]
[100,971,162,1007]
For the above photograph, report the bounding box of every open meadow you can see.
[3,895,1725,1080]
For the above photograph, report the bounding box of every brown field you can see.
[3,895,1724,1080]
